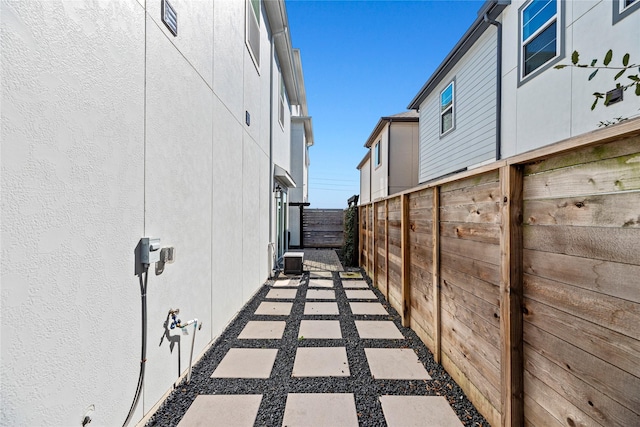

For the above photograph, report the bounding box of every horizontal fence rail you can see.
[358,118,640,427]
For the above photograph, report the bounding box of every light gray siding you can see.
[419,28,497,183]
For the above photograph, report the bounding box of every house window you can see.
[440,81,455,136]
[246,0,260,69]
[279,74,285,128]
[613,0,640,24]
[374,141,381,167]
[520,0,561,80]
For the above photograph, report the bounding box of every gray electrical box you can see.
[140,237,161,265]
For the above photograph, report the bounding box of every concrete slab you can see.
[305,289,336,300]
[254,301,292,316]
[380,396,464,427]
[265,288,297,300]
[345,289,377,300]
[211,348,278,378]
[349,302,388,315]
[355,321,404,339]
[177,394,262,427]
[342,280,369,289]
[298,320,342,339]
[339,271,363,279]
[272,279,300,288]
[238,321,286,339]
[303,302,340,315]
[307,279,334,288]
[282,393,358,427]
[292,347,350,377]
[309,271,333,279]
[365,348,431,380]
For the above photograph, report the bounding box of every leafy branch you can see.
[555,50,640,110]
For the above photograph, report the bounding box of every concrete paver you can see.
[339,271,363,279]
[211,348,278,378]
[365,348,431,380]
[238,321,286,339]
[305,289,335,300]
[298,320,342,339]
[265,288,298,299]
[282,394,358,427]
[177,394,262,427]
[292,347,350,377]
[380,396,464,427]
[345,289,377,300]
[307,278,334,288]
[254,301,293,315]
[272,279,301,287]
[355,320,404,339]
[304,301,339,315]
[342,280,369,289]
[349,302,388,315]
[309,271,333,279]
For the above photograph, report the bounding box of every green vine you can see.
[342,205,358,267]
[554,49,640,111]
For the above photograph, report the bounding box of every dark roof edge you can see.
[407,0,510,110]
[364,116,419,148]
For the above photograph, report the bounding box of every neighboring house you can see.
[1,1,311,426]
[288,49,314,249]
[357,111,420,202]
[409,0,640,183]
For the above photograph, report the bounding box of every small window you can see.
[278,74,285,128]
[520,0,561,80]
[613,0,640,24]
[246,0,260,69]
[374,141,381,167]
[440,81,455,136]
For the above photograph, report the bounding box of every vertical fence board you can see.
[432,186,441,364]
[401,194,410,327]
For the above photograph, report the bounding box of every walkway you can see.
[146,250,488,426]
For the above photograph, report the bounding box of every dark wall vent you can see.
[162,0,178,37]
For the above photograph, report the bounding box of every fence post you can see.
[432,186,441,364]
[499,165,524,427]
[385,199,389,300]
[358,206,363,267]
[373,201,378,287]
[401,194,410,327]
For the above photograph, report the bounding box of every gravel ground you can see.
[146,269,490,427]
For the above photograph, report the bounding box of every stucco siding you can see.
[359,158,371,205]
[389,122,419,195]
[419,28,497,183]
[370,124,390,201]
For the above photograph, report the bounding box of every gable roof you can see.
[364,111,419,148]
[407,0,510,110]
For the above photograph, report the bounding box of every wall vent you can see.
[162,0,178,36]
[605,87,624,106]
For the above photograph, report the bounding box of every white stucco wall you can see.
[370,124,389,201]
[501,0,640,157]
[388,122,419,195]
[1,0,291,425]
[359,157,372,205]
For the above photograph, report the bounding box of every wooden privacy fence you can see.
[303,208,344,248]
[358,119,640,427]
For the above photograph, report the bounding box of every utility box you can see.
[283,252,304,275]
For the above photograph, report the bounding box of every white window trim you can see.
[374,141,382,169]
[518,0,564,85]
[245,0,260,72]
[278,73,285,130]
[439,80,455,137]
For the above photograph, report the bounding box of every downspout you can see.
[387,119,392,197]
[485,13,502,160]
[269,31,276,274]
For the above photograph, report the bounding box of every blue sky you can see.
[286,0,486,208]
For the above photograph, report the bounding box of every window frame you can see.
[439,80,455,137]
[518,0,565,85]
[613,0,640,24]
[374,141,381,169]
[278,73,285,129]
[245,0,261,71]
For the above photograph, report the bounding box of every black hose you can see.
[123,266,149,427]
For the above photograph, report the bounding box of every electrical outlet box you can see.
[140,237,161,265]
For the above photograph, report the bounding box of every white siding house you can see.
[0,1,311,425]
[358,111,419,202]
[409,0,640,183]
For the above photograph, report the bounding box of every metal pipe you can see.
[484,13,502,160]
[179,319,201,384]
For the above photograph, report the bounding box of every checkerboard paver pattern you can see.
[163,260,484,427]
